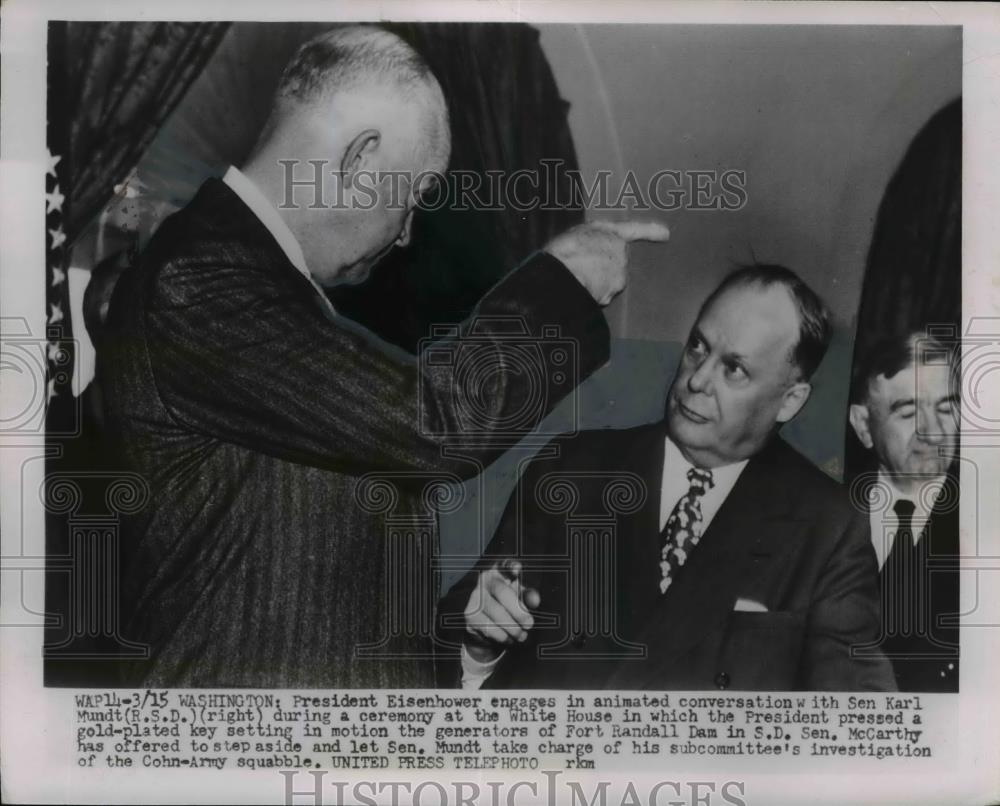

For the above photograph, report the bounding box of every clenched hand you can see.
[464,559,541,664]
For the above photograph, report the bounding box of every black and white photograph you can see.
[2,2,998,805]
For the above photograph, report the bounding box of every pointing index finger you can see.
[589,219,670,243]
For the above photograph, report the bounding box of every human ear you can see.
[340,129,381,184]
[776,381,811,424]
[848,403,874,449]
[395,209,415,247]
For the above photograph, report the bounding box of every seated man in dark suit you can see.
[847,331,960,692]
[439,264,896,691]
[101,25,668,688]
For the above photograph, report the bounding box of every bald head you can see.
[244,25,451,287]
[278,26,434,103]
[255,25,449,165]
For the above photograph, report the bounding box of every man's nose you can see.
[916,407,949,444]
[395,211,414,248]
[686,357,714,394]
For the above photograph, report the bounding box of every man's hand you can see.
[464,559,541,664]
[543,220,670,306]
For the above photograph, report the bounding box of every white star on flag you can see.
[49,228,66,250]
[51,266,66,286]
[48,377,58,402]
[46,150,62,177]
[45,186,65,214]
[48,302,63,324]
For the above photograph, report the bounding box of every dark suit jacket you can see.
[438,423,897,691]
[856,466,960,692]
[100,178,609,688]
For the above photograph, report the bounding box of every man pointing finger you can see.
[101,23,670,688]
[545,220,671,305]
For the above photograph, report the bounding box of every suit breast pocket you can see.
[716,610,807,690]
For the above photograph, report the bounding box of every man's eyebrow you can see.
[889,398,916,413]
[722,349,750,366]
[937,393,960,406]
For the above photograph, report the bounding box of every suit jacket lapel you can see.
[614,426,668,630]
[928,463,960,557]
[854,464,960,569]
[192,179,338,324]
[609,438,801,688]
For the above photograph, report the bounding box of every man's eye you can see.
[898,407,916,420]
[724,362,747,382]
[937,401,955,415]
[687,338,707,358]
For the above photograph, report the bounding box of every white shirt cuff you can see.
[460,644,505,689]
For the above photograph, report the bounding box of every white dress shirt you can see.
[221,166,336,317]
[461,434,749,688]
[658,435,749,532]
[868,470,942,570]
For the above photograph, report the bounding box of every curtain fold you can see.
[58,22,232,245]
[44,21,229,685]
[45,21,229,409]
[852,99,961,345]
[844,99,961,481]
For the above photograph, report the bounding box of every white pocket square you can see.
[733,597,768,613]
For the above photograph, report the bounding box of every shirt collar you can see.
[663,434,749,487]
[222,166,337,319]
[222,166,313,283]
[877,468,941,522]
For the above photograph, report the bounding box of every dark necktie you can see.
[883,498,917,636]
[659,467,715,594]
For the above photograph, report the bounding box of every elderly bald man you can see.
[101,25,667,687]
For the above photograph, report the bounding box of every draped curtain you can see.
[844,99,962,481]
[45,21,230,410]
[44,21,229,685]
[329,23,585,352]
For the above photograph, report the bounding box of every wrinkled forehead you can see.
[696,284,800,367]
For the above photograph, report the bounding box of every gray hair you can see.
[260,25,449,154]
[277,25,436,103]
